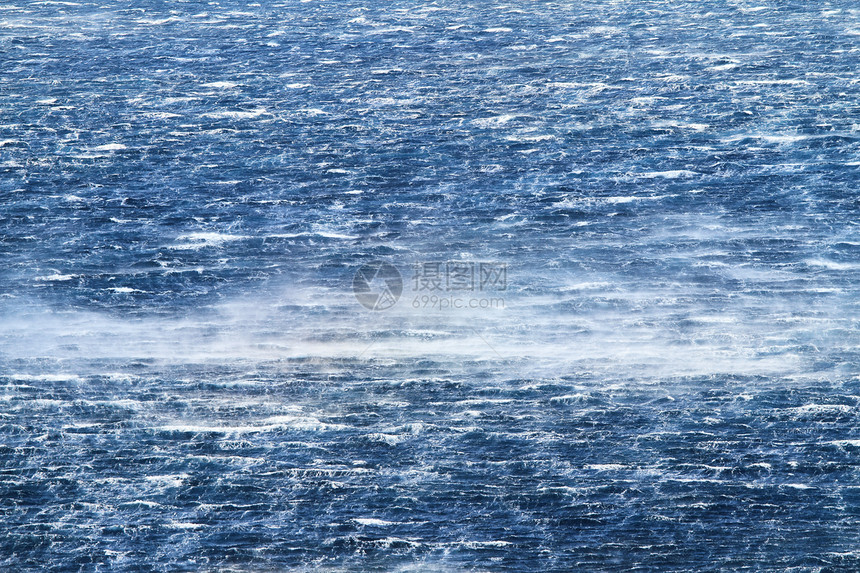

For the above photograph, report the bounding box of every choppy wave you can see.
[3,0,860,571]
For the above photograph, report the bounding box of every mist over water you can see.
[3,0,860,571]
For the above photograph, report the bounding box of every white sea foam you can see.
[201,81,239,88]
[202,108,267,119]
[805,259,860,270]
[505,133,555,142]
[366,433,407,445]
[735,79,809,86]
[791,404,853,415]
[707,63,739,71]
[137,16,183,24]
[269,231,357,240]
[9,374,81,382]
[144,474,188,487]
[354,518,399,526]
[829,440,860,447]
[652,121,709,131]
[143,112,181,119]
[170,232,250,249]
[125,500,161,508]
[158,415,346,434]
[549,394,590,403]
[637,170,698,179]
[460,540,513,548]
[34,273,76,281]
[166,522,205,529]
[604,194,671,204]
[161,96,197,104]
[472,114,517,128]
[723,133,809,144]
[92,143,126,151]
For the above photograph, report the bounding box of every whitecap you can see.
[472,114,517,128]
[708,63,739,71]
[144,474,188,487]
[805,259,860,270]
[735,79,810,86]
[166,522,205,529]
[791,404,853,414]
[137,16,181,25]
[354,518,399,526]
[829,439,860,447]
[549,394,590,403]
[9,373,82,382]
[637,170,697,179]
[652,121,709,131]
[504,133,555,142]
[202,108,267,119]
[143,112,181,119]
[460,540,513,548]
[584,464,627,471]
[92,143,127,151]
[268,231,357,240]
[201,81,239,89]
[366,433,407,445]
[158,415,346,434]
[170,232,250,249]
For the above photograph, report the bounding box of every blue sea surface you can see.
[2,1,860,571]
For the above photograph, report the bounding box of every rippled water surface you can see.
[2,1,860,571]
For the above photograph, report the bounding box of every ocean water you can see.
[2,0,860,571]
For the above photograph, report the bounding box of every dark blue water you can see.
[3,1,860,571]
